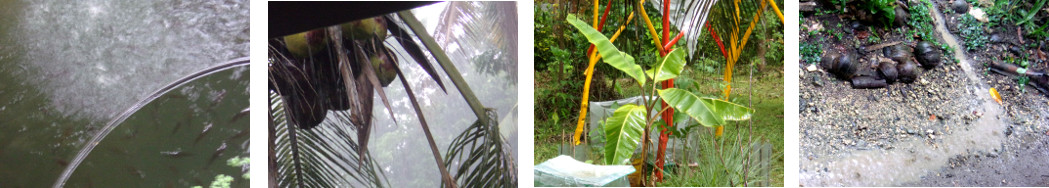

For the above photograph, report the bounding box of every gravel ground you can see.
[799,0,1049,186]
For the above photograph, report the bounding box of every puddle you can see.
[800,5,1009,186]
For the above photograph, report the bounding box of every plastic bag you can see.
[534,155,635,187]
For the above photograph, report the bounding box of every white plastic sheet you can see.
[534,155,635,187]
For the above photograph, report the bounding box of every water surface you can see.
[0,0,248,187]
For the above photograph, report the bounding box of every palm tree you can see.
[268,2,517,187]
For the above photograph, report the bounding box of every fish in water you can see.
[172,121,184,134]
[208,90,228,109]
[230,107,249,123]
[194,122,213,145]
[160,149,193,158]
[207,142,227,168]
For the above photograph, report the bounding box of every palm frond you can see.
[384,15,449,93]
[443,108,518,188]
[270,91,390,188]
[269,5,515,187]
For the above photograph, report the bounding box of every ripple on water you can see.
[16,0,249,120]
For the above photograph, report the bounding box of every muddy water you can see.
[800,6,1009,186]
[0,0,248,187]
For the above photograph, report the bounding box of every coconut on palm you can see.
[283,29,328,58]
[370,53,397,87]
[342,16,387,40]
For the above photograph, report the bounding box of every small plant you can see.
[907,0,939,43]
[1007,55,1032,93]
[862,0,897,26]
[867,26,881,43]
[800,42,823,65]
[959,14,989,51]
[1017,0,1048,41]
[830,0,849,13]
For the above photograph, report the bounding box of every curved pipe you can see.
[53,57,250,188]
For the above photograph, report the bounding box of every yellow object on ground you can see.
[990,88,1002,105]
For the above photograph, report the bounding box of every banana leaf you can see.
[565,14,646,86]
[657,88,752,127]
[603,104,647,165]
[646,49,688,83]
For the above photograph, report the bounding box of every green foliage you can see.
[1028,23,1049,41]
[692,58,720,74]
[603,104,647,165]
[1017,0,1048,40]
[227,156,250,167]
[192,174,235,188]
[959,14,989,51]
[657,130,774,186]
[907,0,938,43]
[984,0,1006,28]
[647,49,688,83]
[867,26,882,43]
[863,0,897,25]
[566,14,646,86]
[657,88,753,127]
[534,6,557,70]
[831,0,850,12]
[800,42,822,65]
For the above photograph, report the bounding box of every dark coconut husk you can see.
[822,50,859,79]
[897,59,920,83]
[915,41,942,68]
[878,59,899,83]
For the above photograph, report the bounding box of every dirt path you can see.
[799,1,1049,186]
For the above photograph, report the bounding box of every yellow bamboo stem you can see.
[637,0,664,53]
[767,0,784,23]
[573,6,637,145]
[593,0,600,28]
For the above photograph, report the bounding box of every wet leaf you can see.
[603,104,646,165]
[646,49,687,83]
[565,14,646,86]
[657,88,752,127]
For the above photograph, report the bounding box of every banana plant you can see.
[566,12,753,171]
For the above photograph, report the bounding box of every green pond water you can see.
[0,0,249,187]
